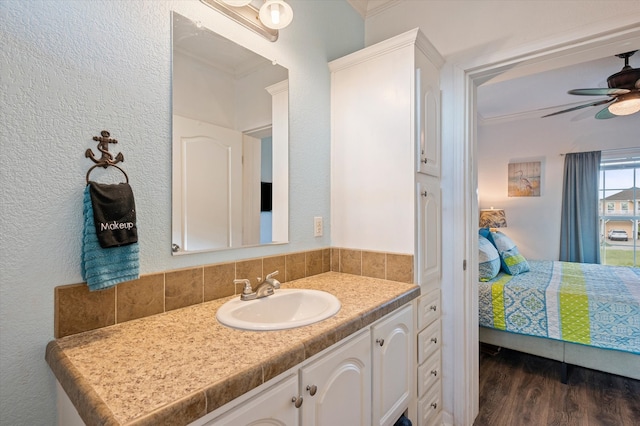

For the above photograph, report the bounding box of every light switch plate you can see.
[314,217,323,237]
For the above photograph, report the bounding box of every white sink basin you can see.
[216,289,341,331]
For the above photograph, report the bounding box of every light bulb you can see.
[608,92,640,116]
[259,0,293,29]
[270,3,280,25]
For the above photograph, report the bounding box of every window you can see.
[599,152,640,267]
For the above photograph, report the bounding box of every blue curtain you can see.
[559,151,601,263]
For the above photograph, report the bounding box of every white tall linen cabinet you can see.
[329,28,444,426]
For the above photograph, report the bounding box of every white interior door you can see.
[242,134,261,246]
[172,115,242,251]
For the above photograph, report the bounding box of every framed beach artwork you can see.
[508,161,541,197]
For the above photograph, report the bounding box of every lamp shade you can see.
[479,209,507,229]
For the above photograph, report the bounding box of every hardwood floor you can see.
[474,346,640,426]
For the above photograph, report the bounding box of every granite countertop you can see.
[46,272,420,426]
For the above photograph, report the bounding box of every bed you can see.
[478,258,640,382]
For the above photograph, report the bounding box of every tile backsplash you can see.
[54,248,413,338]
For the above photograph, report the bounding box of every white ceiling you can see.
[347,0,640,122]
[173,11,272,77]
[477,52,639,121]
[190,1,640,122]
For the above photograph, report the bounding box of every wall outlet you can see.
[314,216,323,237]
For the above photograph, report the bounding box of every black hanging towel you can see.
[88,181,138,248]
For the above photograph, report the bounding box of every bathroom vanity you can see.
[46,272,419,425]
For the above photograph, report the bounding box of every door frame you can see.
[445,21,640,426]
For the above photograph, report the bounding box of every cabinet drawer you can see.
[417,350,440,398]
[417,319,440,365]
[417,379,441,426]
[417,289,440,330]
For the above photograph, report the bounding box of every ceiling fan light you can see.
[608,92,640,116]
[259,0,293,29]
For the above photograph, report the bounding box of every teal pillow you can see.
[485,231,530,275]
[479,234,501,281]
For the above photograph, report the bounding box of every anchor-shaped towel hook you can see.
[85,130,128,184]
[86,130,124,167]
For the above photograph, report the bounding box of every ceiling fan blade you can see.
[541,98,613,118]
[568,88,630,96]
[595,105,617,119]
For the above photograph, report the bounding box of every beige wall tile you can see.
[322,248,331,273]
[386,254,414,283]
[331,248,340,272]
[305,250,323,277]
[116,274,164,324]
[236,258,263,290]
[53,248,409,337]
[262,255,286,284]
[286,252,306,281]
[362,251,386,279]
[204,263,235,301]
[165,268,204,312]
[341,249,362,275]
[55,284,115,338]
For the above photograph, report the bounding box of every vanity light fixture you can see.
[221,0,252,5]
[200,0,293,42]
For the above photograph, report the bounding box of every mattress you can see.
[479,260,640,354]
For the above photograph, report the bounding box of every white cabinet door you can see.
[417,174,442,290]
[415,51,441,178]
[372,304,414,426]
[206,374,299,426]
[300,329,372,426]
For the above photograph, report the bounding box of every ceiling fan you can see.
[542,50,640,119]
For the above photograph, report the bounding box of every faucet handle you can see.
[234,279,252,295]
[266,271,281,288]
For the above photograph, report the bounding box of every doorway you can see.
[446,23,640,426]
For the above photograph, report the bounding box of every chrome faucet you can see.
[235,271,281,301]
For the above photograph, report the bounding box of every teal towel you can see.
[82,185,139,291]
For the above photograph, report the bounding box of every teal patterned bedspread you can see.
[479,260,640,354]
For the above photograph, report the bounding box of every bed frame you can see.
[479,327,640,383]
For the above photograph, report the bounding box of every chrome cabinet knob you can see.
[376,338,385,346]
[430,337,438,344]
[292,396,303,408]
[306,385,317,396]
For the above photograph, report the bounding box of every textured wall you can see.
[0,1,363,423]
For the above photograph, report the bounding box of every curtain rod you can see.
[560,147,640,156]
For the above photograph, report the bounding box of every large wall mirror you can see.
[171,12,289,254]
